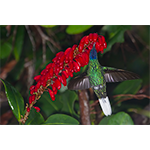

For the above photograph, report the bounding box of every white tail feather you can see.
[99,97,112,116]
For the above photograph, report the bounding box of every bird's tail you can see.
[98,96,112,116]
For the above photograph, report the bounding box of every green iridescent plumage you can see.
[87,56,106,99]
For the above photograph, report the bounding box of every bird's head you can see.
[89,44,97,60]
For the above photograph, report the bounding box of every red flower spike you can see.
[55,78,61,90]
[89,33,93,42]
[78,43,84,52]
[34,75,41,82]
[84,36,89,45]
[62,70,69,79]
[103,42,107,49]
[27,107,30,112]
[93,33,98,42]
[33,106,40,112]
[29,85,35,91]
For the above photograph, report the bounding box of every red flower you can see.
[27,107,30,112]
[48,89,55,101]
[33,106,40,112]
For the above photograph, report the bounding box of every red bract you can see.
[80,36,86,43]
[84,36,89,44]
[89,33,93,42]
[103,42,107,49]
[62,70,69,79]
[61,74,67,86]
[29,85,35,91]
[78,43,84,52]
[52,83,56,92]
[48,89,55,101]
[27,107,30,112]
[93,33,98,42]
[55,78,61,90]
[33,106,40,112]
[34,75,41,82]
[73,61,80,72]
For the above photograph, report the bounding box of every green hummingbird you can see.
[68,44,140,116]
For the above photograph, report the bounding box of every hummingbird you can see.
[68,44,140,116]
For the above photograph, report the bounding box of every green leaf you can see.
[66,25,93,35]
[37,92,63,117]
[113,79,142,101]
[40,25,56,28]
[102,25,132,53]
[37,90,79,119]
[13,26,25,61]
[99,112,134,125]
[25,108,45,125]
[43,114,79,125]
[0,41,12,59]
[0,78,24,121]
[60,90,79,118]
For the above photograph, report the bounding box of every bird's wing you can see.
[68,72,91,90]
[102,66,140,83]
